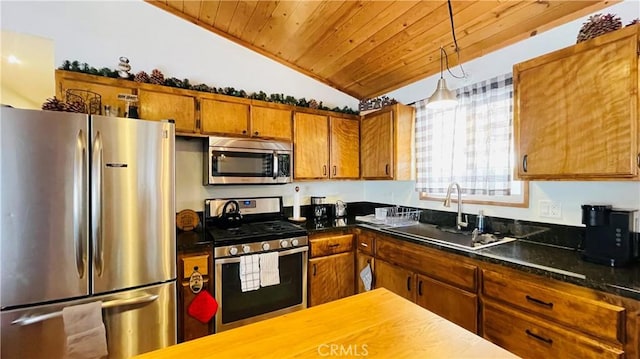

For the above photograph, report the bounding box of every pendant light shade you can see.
[426,47,458,110]
[426,78,457,109]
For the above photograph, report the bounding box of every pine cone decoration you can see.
[66,100,86,113]
[42,97,66,111]
[149,69,165,85]
[134,71,150,83]
[576,13,622,43]
[308,99,319,109]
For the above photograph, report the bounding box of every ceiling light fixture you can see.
[425,0,467,110]
[7,55,21,64]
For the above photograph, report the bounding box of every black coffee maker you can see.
[581,205,637,267]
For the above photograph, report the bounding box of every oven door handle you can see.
[215,246,308,264]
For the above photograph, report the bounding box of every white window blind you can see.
[415,73,514,196]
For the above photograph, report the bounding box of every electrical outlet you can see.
[548,202,562,218]
[539,200,561,218]
[539,200,551,217]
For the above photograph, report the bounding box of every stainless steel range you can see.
[204,197,308,332]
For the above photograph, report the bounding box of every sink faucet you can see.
[443,182,468,230]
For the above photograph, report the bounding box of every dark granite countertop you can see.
[175,206,640,301]
[362,224,640,301]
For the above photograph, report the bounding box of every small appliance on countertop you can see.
[581,204,638,267]
[311,196,328,221]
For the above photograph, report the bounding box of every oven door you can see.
[214,246,308,332]
[208,148,277,185]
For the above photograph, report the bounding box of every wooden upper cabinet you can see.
[55,70,135,117]
[294,112,330,179]
[330,117,360,179]
[200,98,250,136]
[361,104,415,180]
[514,25,640,180]
[137,88,196,133]
[251,105,292,140]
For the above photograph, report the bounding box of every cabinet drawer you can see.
[182,255,209,278]
[356,231,375,255]
[482,269,625,344]
[376,236,477,292]
[483,302,623,359]
[310,234,354,258]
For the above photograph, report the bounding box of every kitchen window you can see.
[415,73,528,207]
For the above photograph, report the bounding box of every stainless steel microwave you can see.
[204,136,292,185]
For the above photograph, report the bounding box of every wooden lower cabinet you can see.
[308,252,355,306]
[177,250,213,343]
[483,302,623,359]
[375,258,477,333]
[355,252,374,294]
[375,258,415,301]
[415,274,477,333]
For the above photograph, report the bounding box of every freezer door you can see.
[91,116,175,294]
[1,108,90,309]
[1,281,176,358]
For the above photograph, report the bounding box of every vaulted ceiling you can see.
[146,1,617,100]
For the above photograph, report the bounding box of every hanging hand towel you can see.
[259,251,280,287]
[240,254,260,292]
[62,301,108,359]
[188,290,218,323]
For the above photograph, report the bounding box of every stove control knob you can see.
[280,240,289,248]
[291,238,299,247]
[228,247,239,256]
[262,242,270,251]
[242,245,251,254]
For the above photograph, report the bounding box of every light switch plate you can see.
[539,200,561,218]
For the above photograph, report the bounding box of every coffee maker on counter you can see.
[311,196,328,221]
[581,204,638,267]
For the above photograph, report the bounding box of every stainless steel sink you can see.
[382,223,516,250]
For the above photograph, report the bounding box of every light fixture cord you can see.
[444,0,467,79]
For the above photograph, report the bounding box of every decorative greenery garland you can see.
[58,60,359,115]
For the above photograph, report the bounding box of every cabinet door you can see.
[308,252,354,307]
[361,111,393,179]
[294,113,329,179]
[374,259,415,302]
[137,89,197,133]
[179,280,212,342]
[415,274,478,333]
[200,98,250,136]
[330,117,360,179]
[483,302,623,359]
[251,106,292,140]
[356,252,374,294]
[515,28,638,179]
[56,75,134,117]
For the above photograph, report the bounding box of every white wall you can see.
[0,0,357,110]
[375,0,640,228]
[2,0,639,226]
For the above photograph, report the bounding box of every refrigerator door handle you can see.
[74,130,87,279]
[10,294,159,326]
[92,131,104,277]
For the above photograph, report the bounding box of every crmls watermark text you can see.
[317,344,369,357]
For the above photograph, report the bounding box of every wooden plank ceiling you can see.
[146,1,616,100]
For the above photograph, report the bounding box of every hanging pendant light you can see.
[426,47,457,110]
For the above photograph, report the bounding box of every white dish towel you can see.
[61,301,108,359]
[259,252,280,287]
[240,254,260,292]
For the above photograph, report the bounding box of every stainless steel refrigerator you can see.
[0,107,176,358]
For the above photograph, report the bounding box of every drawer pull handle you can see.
[360,242,368,247]
[328,243,340,248]
[525,329,553,345]
[407,276,411,291]
[418,280,423,296]
[525,295,554,308]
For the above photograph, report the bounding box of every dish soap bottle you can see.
[477,210,485,234]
